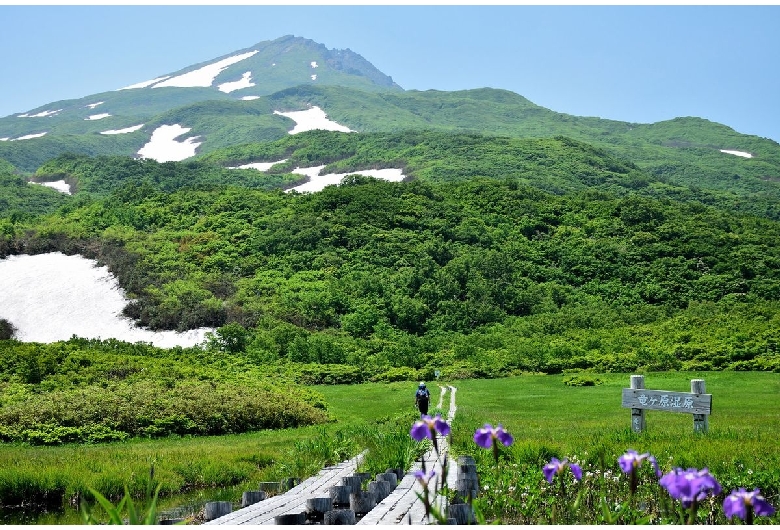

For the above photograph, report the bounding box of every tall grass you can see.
[0,426,332,523]
[0,381,422,523]
[320,373,780,523]
[445,372,780,523]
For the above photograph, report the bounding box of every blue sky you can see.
[1,5,779,142]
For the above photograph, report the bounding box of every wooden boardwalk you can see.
[203,452,365,525]
[204,385,458,525]
[358,386,458,525]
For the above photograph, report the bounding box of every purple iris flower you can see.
[413,468,436,487]
[723,488,776,521]
[659,467,722,508]
[543,457,583,484]
[473,424,514,449]
[618,449,661,477]
[410,414,451,442]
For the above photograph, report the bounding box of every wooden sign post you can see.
[621,375,712,433]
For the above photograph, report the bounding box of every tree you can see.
[0,318,16,340]
[207,322,249,353]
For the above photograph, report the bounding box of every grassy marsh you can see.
[0,373,778,524]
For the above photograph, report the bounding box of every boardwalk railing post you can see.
[630,375,646,433]
[691,379,708,433]
[241,490,266,508]
[204,501,232,521]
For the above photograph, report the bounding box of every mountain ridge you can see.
[0,35,778,208]
[0,36,399,121]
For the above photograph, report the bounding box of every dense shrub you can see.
[292,363,366,385]
[562,374,603,387]
[369,366,421,383]
[9,174,779,377]
[0,380,329,444]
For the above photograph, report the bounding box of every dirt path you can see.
[435,385,448,410]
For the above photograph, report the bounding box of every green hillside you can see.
[23,128,778,221]
[145,98,293,153]
[0,158,70,218]
[0,132,143,176]
[33,152,304,196]
[3,83,778,210]
[6,143,779,379]
[201,129,780,220]
[263,86,780,199]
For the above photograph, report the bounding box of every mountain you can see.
[1,34,780,222]
[0,35,400,169]
[0,36,778,189]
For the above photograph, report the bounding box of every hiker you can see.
[415,382,430,417]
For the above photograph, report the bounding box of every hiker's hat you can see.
[419,382,426,388]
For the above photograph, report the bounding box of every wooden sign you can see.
[621,375,711,433]
[621,388,712,415]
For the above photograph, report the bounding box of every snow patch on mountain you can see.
[218,71,255,93]
[101,124,144,135]
[137,124,201,162]
[85,113,111,121]
[720,149,753,158]
[229,159,288,171]
[0,138,8,141]
[0,252,211,348]
[86,102,104,109]
[119,76,171,90]
[153,51,258,89]
[18,109,62,118]
[274,106,352,134]
[311,75,317,81]
[13,132,47,140]
[285,165,405,193]
[241,96,260,101]
[229,157,404,192]
[30,180,71,195]
[311,61,318,68]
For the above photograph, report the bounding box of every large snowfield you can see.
[0,253,212,348]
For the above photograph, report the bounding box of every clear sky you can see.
[1,5,779,142]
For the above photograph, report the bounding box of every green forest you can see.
[1,128,779,445]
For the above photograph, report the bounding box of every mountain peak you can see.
[248,35,401,90]
[113,35,401,98]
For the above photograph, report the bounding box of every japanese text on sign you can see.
[621,388,712,415]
